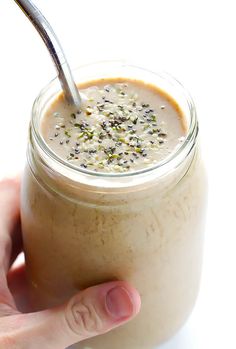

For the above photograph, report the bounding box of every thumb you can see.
[3,281,141,349]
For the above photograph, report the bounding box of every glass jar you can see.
[21,61,207,349]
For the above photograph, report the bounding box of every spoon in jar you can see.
[14,0,82,110]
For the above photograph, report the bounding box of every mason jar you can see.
[20,61,207,349]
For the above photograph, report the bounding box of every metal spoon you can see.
[14,0,82,109]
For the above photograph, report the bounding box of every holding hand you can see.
[0,178,141,349]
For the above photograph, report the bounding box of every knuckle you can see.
[65,298,103,337]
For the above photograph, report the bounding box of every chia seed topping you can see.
[42,80,186,173]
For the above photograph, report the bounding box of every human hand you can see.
[0,178,141,349]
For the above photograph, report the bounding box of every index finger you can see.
[0,177,22,271]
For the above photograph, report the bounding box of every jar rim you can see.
[31,61,198,185]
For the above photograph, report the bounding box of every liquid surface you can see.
[41,78,186,173]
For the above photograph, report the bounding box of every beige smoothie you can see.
[21,69,207,349]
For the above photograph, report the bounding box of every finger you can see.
[7,262,31,313]
[1,281,141,349]
[7,262,26,295]
[0,268,19,315]
[0,177,21,271]
[9,223,23,267]
[0,177,20,233]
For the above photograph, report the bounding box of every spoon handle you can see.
[14,0,81,108]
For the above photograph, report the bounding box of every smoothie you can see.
[21,65,207,349]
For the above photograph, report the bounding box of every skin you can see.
[0,178,141,349]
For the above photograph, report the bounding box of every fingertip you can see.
[92,280,141,320]
[112,281,142,317]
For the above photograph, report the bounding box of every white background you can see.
[0,0,235,348]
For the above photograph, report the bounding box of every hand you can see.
[0,178,141,349]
